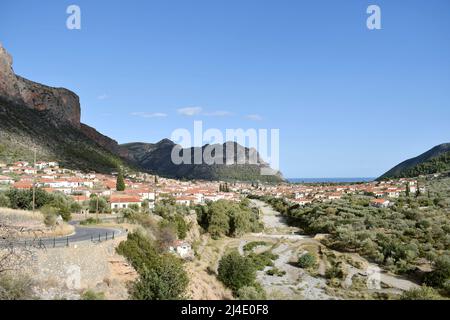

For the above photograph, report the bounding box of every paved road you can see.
[1,221,125,248]
[41,221,124,243]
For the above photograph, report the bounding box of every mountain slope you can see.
[378,143,450,180]
[0,97,126,173]
[121,140,284,182]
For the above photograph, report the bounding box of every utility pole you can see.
[96,192,99,221]
[32,148,36,212]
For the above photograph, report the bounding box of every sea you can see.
[287,177,375,184]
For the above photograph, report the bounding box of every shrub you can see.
[424,255,450,289]
[117,232,189,300]
[325,261,345,280]
[80,217,100,225]
[298,253,316,269]
[248,251,278,271]
[0,274,35,300]
[81,290,105,300]
[401,286,442,300]
[237,284,266,300]
[0,194,11,207]
[218,251,256,293]
[266,267,286,277]
[130,256,189,300]
[243,241,267,252]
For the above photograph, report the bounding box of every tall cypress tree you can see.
[116,170,126,191]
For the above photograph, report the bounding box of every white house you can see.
[110,195,142,210]
[169,241,192,259]
[370,199,390,208]
[0,175,14,185]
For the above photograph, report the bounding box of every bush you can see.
[218,251,256,293]
[130,256,189,300]
[237,285,266,300]
[196,199,261,239]
[298,253,316,269]
[243,241,267,252]
[0,274,35,300]
[80,217,100,225]
[325,261,346,280]
[248,251,278,271]
[401,286,442,300]
[424,255,450,289]
[266,267,286,277]
[0,194,11,207]
[81,290,105,300]
[117,232,189,300]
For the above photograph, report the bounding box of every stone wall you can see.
[27,237,137,300]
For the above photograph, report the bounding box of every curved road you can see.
[4,221,126,248]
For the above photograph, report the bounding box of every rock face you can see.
[80,123,125,156]
[121,140,285,182]
[0,43,80,127]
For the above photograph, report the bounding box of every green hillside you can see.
[0,98,127,173]
[378,143,450,180]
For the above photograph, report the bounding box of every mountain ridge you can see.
[378,143,450,180]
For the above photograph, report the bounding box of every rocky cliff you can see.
[0,43,81,127]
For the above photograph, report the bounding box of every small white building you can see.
[0,175,14,185]
[110,195,142,210]
[370,199,390,208]
[169,241,192,259]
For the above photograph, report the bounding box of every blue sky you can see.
[1,0,449,178]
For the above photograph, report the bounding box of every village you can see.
[0,160,426,213]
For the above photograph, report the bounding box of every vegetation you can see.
[89,194,109,213]
[237,285,266,300]
[0,274,35,300]
[399,152,450,178]
[81,290,105,300]
[0,188,80,221]
[217,251,257,294]
[243,241,268,252]
[253,176,450,291]
[116,170,126,191]
[378,143,450,180]
[266,267,286,277]
[0,99,126,174]
[196,199,263,239]
[116,232,189,300]
[80,217,101,225]
[400,286,443,300]
[298,253,317,269]
[247,251,278,271]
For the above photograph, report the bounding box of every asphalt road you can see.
[1,221,125,248]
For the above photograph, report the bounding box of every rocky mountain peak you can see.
[0,43,81,127]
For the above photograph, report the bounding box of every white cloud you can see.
[131,112,168,118]
[245,114,263,121]
[177,106,203,116]
[97,94,109,100]
[203,110,233,117]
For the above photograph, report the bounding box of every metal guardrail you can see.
[0,231,116,249]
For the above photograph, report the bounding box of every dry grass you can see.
[0,207,74,238]
[0,207,44,229]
